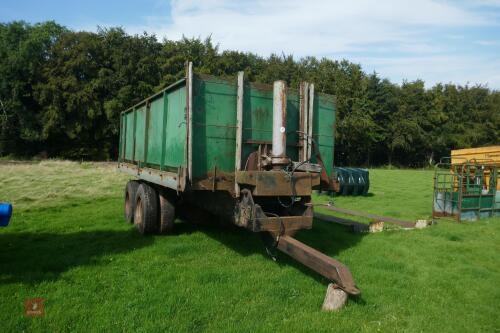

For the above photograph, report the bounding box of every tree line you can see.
[1,21,498,166]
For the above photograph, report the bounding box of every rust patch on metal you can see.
[250,81,273,92]
[281,89,287,122]
[245,151,260,171]
[235,189,313,234]
[191,171,236,194]
[236,171,319,196]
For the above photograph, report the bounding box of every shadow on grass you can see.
[330,192,375,198]
[0,229,153,284]
[176,208,366,294]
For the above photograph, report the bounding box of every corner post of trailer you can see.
[132,106,137,164]
[143,101,151,167]
[271,80,288,167]
[186,61,193,185]
[119,113,124,162]
[299,82,309,162]
[307,83,314,161]
[235,71,244,197]
[160,91,168,171]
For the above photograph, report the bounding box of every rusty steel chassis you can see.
[120,162,360,296]
[234,172,359,296]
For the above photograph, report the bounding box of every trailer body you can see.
[118,71,336,194]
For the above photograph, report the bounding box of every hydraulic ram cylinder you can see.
[272,80,288,166]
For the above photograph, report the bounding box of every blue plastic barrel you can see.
[0,203,13,227]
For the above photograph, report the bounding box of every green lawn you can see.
[1,162,499,332]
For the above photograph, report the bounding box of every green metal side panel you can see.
[286,92,300,162]
[241,83,300,165]
[192,75,237,178]
[312,93,336,178]
[163,87,186,170]
[124,112,135,160]
[134,105,146,163]
[242,83,273,161]
[146,96,165,165]
[120,84,186,172]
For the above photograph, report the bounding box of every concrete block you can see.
[322,283,348,311]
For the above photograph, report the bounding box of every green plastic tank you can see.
[334,167,370,196]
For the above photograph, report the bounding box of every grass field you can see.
[1,161,499,332]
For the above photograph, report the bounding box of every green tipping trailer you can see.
[118,63,359,308]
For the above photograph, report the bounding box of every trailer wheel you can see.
[124,180,139,224]
[158,189,176,234]
[134,183,159,235]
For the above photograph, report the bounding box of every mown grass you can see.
[0,161,499,332]
[0,160,129,211]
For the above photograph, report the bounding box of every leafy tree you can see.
[0,21,498,165]
[0,21,66,155]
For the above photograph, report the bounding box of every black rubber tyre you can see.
[158,189,176,234]
[134,183,159,235]
[124,180,139,224]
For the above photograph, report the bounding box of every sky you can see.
[2,0,500,89]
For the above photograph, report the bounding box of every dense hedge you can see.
[1,21,498,166]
